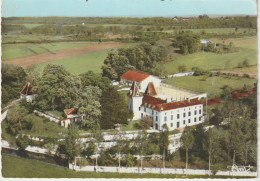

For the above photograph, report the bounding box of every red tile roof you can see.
[21,82,33,95]
[144,82,157,96]
[121,71,150,82]
[203,97,221,106]
[142,95,202,111]
[64,108,78,115]
[142,95,166,109]
[156,98,203,111]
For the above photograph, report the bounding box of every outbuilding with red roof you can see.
[120,70,161,92]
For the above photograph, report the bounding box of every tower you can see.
[128,81,143,120]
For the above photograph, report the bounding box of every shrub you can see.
[16,135,30,150]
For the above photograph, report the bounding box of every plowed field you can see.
[3,42,124,66]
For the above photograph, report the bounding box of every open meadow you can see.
[164,75,256,97]
[165,36,257,74]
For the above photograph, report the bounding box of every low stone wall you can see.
[69,164,213,175]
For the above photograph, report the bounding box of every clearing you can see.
[3,42,124,66]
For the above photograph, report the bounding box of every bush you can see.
[16,135,30,150]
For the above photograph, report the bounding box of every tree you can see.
[35,64,81,111]
[83,139,96,159]
[100,86,132,129]
[77,86,102,130]
[64,124,81,164]
[122,153,137,167]
[181,126,194,170]
[173,31,201,54]
[24,65,40,86]
[79,71,111,91]
[202,128,220,171]
[1,64,27,105]
[16,135,30,150]
[139,116,153,129]
[7,104,29,134]
[220,85,232,100]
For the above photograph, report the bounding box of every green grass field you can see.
[164,75,256,97]
[36,43,135,74]
[2,42,92,60]
[2,154,250,178]
[165,36,257,74]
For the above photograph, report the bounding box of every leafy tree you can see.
[191,124,206,158]
[202,128,220,171]
[181,126,194,170]
[1,64,27,105]
[77,86,102,130]
[24,65,40,87]
[122,153,137,167]
[220,85,232,100]
[102,43,167,79]
[83,139,96,159]
[100,86,132,129]
[159,124,170,162]
[7,104,29,134]
[139,116,153,129]
[64,124,81,164]
[79,71,111,91]
[173,31,201,54]
[16,135,30,150]
[35,64,81,111]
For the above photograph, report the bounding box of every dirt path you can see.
[3,42,124,66]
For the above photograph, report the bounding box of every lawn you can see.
[19,113,68,138]
[228,64,257,74]
[165,36,257,74]
[164,75,256,97]
[1,112,68,142]
[36,43,135,74]
[2,154,250,178]
[2,42,92,60]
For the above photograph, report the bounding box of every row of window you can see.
[164,110,202,121]
[170,117,202,128]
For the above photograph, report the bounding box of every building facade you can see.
[124,71,206,131]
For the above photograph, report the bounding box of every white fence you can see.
[168,72,194,78]
[215,170,257,177]
[69,164,213,175]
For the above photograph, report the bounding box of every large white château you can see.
[120,70,208,131]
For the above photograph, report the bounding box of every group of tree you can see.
[172,31,201,54]
[179,89,257,170]
[33,65,132,130]
[102,43,168,79]
[3,16,256,30]
[3,63,132,131]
